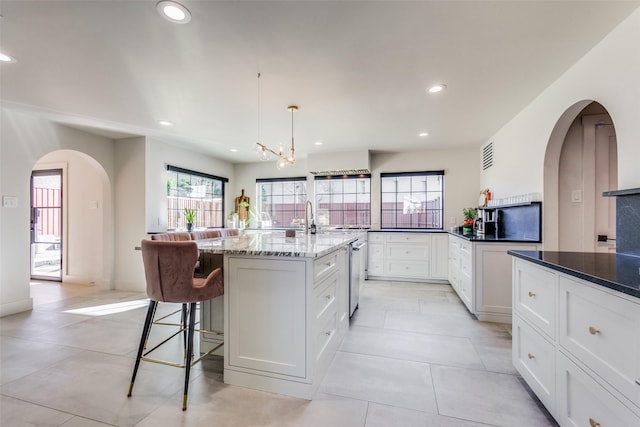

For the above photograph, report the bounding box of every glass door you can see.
[30,169,63,281]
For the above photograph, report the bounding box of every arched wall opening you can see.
[544,101,618,252]
[33,149,113,287]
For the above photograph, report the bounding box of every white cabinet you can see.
[220,248,349,399]
[366,232,448,283]
[512,258,640,425]
[449,235,539,322]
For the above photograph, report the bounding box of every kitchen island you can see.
[198,230,358,399]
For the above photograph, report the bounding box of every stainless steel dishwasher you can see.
[349,238,367,317]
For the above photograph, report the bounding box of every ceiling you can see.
[1,1,639,164]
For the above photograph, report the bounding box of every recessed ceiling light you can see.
[0,52,16,63]
[157,120,174,126]
[428,84,447,93]
[230,148,239,152]
[418,132,429,137]
[314,141,324,146]
[157,1,191,24]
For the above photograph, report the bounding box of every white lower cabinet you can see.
[512,258,640,426]
[450,235,539,322]
[366,232,448,282]
[557,352,640,427]
[218,248,349,399]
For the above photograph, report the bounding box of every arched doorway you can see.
[32,149,113,287]
[544,101,617,252]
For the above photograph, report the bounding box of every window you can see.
[380,171,444,229]
[256,177,307,227]
[315,175,371,227]
[166,165,227,229]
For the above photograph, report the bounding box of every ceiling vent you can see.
[482,142,494,170]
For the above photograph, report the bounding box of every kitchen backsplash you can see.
[615,191,640,257]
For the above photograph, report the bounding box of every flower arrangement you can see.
[462,207,477,234]
[184,208,196,231]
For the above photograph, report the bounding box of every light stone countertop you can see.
[196,229,360,258]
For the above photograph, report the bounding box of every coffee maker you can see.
[477,209,497,236]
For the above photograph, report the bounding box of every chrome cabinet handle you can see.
[588,326,600,335]
[635,378,640,386]
[589,418,600,427]
[527,353,535,360]
[325,294,331,300]
[528,291,536,297]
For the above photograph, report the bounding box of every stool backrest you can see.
[190,229,222,240]
[150,232,192,241]
[140,240,199,302]
[220,229,240,237]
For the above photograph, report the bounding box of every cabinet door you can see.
[227,257,307,378]
[367,243,384,276]
[475,243,538,317]
[557,352,640,427]
[559,276,640,408]
[430,233,449,279]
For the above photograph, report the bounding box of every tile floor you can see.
[0,280,557,426]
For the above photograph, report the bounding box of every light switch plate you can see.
[2,196,18,208]
[571,190,582,203]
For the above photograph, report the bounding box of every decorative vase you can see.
[187,223,193,232]
[462,225,473,235]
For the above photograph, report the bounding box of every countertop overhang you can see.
[508,250,640,299]
[196,230,359,258]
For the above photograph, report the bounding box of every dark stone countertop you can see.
[369,229,448,233]
[448,230,541,243]
[508,250,640,299]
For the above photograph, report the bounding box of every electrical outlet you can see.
[571,190,582,203]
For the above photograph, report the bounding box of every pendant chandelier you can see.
[255,73,298,169]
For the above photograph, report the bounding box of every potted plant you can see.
[184,208,196,232]
[462,207,477,235]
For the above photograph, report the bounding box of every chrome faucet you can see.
[305,200,314,234]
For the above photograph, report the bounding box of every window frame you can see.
[166,165,228,230]
[380,170,445,230]
[314,174,371,227]
[256,177,308,228]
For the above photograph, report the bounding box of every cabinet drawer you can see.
[314,251,339,284]
[368,261,384,276]
[368,243,384,260]
[386,260,428,278]
[386,233,429,244]
[449,235,460,250]
[459,254,472,279]
[368,233,384,243]
[314,271,337,319]
[513,259,557,339]
[558,352,640,427]
[513,315,556,414]
[460,240,471,255]
[315,310,337,362]
[559,276,640,408]
[386,244,428,260]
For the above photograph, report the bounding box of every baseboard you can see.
[0,297,33,317]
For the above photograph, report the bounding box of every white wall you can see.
[0,110,115,316]
[371,149,480,229]
[480,8,640,201]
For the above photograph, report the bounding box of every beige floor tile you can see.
[384,311,512,340]
[365,402,497,427]
[319,351,437,413]
[349,307,386,328]
[0,395,75,426]
[339,326,485,370]
[431,365,557,427]
[0,335,83,385]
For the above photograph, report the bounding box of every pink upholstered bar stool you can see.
[150,232,192,241]
[128,240,224,410]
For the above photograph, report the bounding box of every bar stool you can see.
[128,239,224,410]
[150,232,192,241]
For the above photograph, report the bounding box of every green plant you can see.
[184,208,196,224]
[462,207,477,220]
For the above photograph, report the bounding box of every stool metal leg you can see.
[183,302,197,410]
[128,299,157,397]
